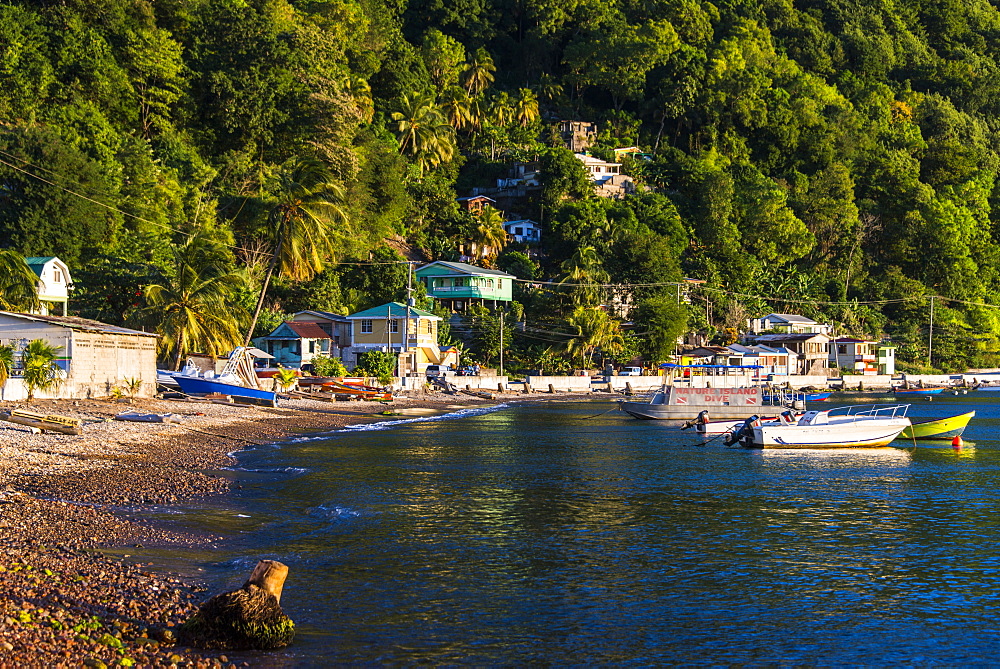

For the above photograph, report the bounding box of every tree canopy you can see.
[3,0,1000,371]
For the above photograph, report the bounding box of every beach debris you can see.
[178,559,295,650]
[0,410,83,435]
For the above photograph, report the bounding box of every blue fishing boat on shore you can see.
[893,386,945,396]
[175,375,279,407]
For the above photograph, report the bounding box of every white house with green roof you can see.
[344,302,459,373]
[415,261,514,312]
[24,257,72,316]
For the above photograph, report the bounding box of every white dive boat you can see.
[619,364,804,421]
[723,404,911,449]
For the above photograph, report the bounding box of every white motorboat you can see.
[724,404,911,449]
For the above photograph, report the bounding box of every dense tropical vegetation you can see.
[2,0,1000,371]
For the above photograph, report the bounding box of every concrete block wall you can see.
[607,376,663,391]
[392,376,510,391]
[525,375,593,391]
[71,333,158,398]
[839,375,894,389]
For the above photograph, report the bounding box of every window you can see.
[309,341,316,354]
[54,270,62,282]
[361,319,373,333]
[515,228,523,236]
[390,319,399,333]
[838,345,846,354]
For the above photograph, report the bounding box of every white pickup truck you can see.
[619,367,643,376]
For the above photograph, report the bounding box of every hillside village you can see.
[0,252,939,402]
[0,120,991,401]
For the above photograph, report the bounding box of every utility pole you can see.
[405,262,413,377]
[928,295,935,369]
[499,309,504,376]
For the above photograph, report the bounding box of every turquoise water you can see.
[141,394,1000,665]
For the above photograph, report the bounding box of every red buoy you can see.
[952,435,963,448]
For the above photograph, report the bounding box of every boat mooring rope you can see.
[580,405,621,420]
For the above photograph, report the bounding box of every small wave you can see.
[288,404,510,442]
[308,505,362,521]
[216,555,292,571]
[220,466,308,474]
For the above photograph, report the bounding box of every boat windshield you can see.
[826,404,910,419]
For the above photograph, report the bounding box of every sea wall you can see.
[607,376,664,391]
[525,376,593,392]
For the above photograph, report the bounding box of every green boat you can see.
[899,410,975,440]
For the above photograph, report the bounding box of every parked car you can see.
[456,366,478,376]
[425,365,448,377]
[619,367,643,376]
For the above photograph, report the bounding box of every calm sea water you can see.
[135,393,1000,666]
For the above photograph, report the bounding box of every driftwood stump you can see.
[179,560,295,650]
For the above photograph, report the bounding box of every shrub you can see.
[311,355,347,377]
[354,350,395,385]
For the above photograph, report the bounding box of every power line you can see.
[6,149,1000,314]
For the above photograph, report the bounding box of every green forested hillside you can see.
[2,0,1000,371]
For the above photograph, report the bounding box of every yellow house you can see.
[345,302,458,373]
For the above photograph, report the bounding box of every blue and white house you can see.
[503,219,541,244]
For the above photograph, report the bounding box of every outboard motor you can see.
[681,410,710,431]
[724,414,760,447]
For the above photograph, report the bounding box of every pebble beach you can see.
[0,388,559,667]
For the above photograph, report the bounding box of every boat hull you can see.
[893,387,945,396]
[620,386,781,421]
[620,401,766,420]
[747,418,910,449]
[900,411,975,440]
[175,375,278,407]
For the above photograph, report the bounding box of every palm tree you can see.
[467,94,487,132]
[144,235,248,369]
[391,93,457,174]
[22,339,63,401]
[565,306,624,368]
[439,86,473,131]
[392,92,438,154]
[244,157,349,343]
[463,47,495,95]
[0,249,39,312]
[513,88,540,127]
[490,91,514,127]
[559,246,610,307]
[473,206,508,262]
[536,73,563,102]
[0,344,13,398]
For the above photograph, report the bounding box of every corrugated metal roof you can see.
[346,302,439,320]
[285,322,331,339]
[0,312,159,337]
[415,261,514,278]
[293,310,349,322]
[764,313,817,323]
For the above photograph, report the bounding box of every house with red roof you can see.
[255,321,334,369]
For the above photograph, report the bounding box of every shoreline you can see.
[0,390,595,666]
